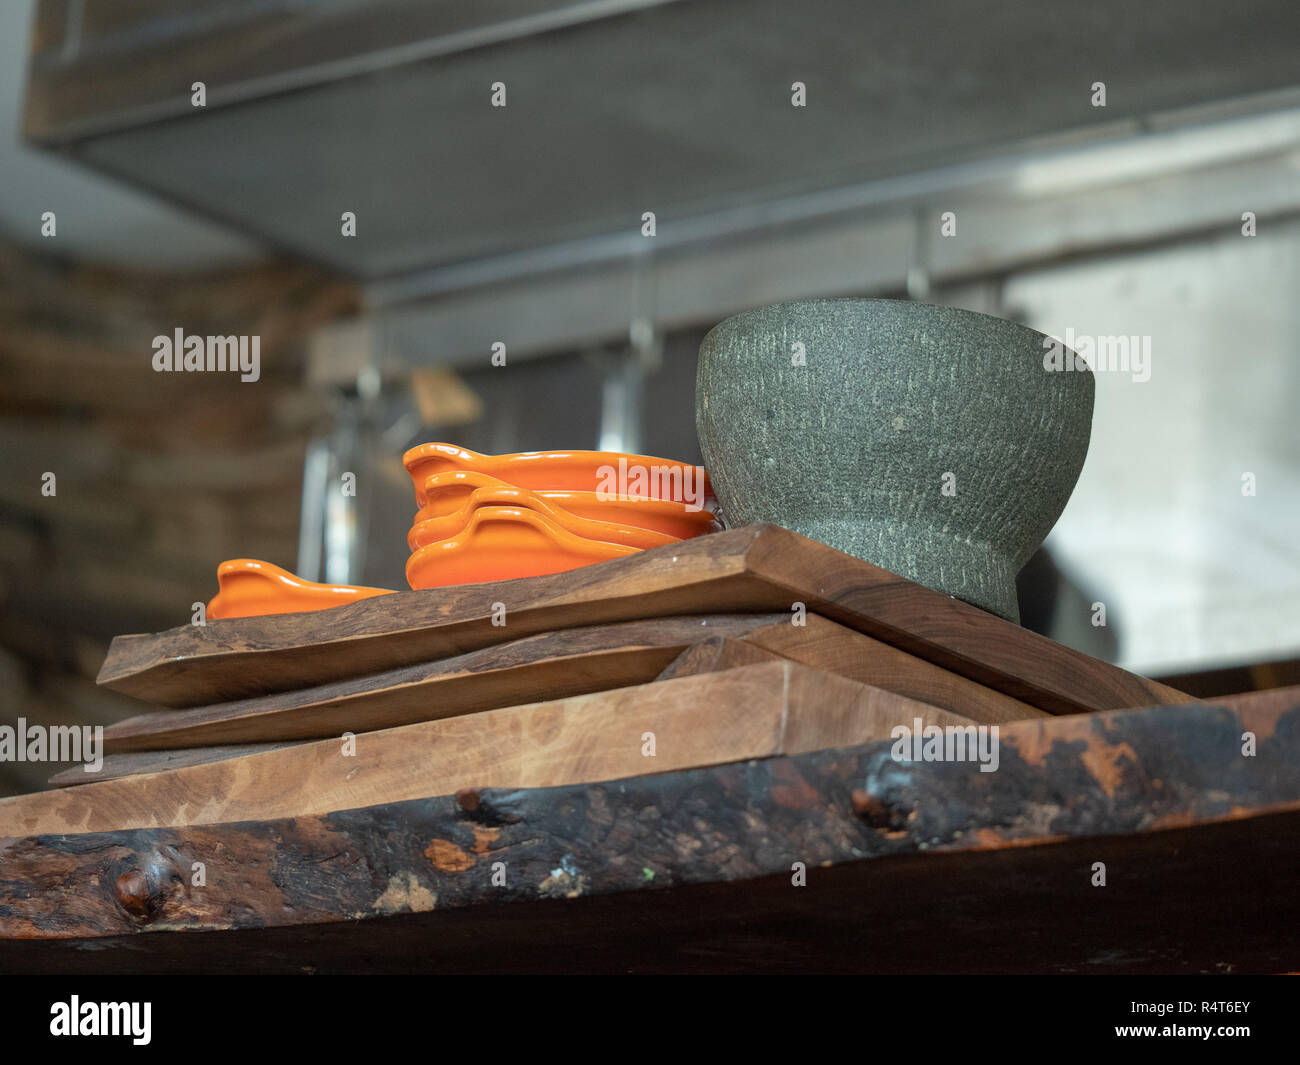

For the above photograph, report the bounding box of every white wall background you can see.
[1008,221,1300,673]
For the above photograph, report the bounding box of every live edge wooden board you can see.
[2,694,1296,974]
[0,662,971,835]
[98,525,1187,716]
[93,611,1040,754]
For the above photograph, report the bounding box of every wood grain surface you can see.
[656,636,781,679]
[97,525,1189,715]
[2,661,970,836]
[1206,683,1300,715]
[98,610,1040,754]
[55,632,783,788]
[62,612,1045,784]
[742,527,1191,715]
[2,696,1296,974]
[47,743,293,789]
[744,613,1045,724]
[96,614,790,752]
[96,529,771,706]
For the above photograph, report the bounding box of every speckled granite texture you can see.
[696,298,1094,623]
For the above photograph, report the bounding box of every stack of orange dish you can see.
[204,443,723,618]
[403,443,723,589]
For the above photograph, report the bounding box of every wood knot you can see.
[453,787,521,826]
[851,788,896,829]
[114,870,160,921]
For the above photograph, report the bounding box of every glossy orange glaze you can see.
[405,506,636,589]
[414,470,724,540]
[402,442,717,511]
[210,448,721,615]
[410,487,694,554]
[207,559,394,620]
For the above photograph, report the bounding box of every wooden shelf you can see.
[2,693,1296,974]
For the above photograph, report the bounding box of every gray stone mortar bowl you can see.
[696,298,1093,623]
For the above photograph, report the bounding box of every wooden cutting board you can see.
[657,635,781,679]
[0,661,972,837]
[97,611,1043,754]
[96,613,790,752]
[48,743,290,788]
[738,613,1043,724]
[97,525,1189,715]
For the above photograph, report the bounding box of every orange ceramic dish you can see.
[208,559,394,620]
[403,442,717,511]
[414,470,725,540]
[410,486,685,553]
[405,506,636,589]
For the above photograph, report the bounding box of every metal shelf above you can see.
[24,0,1300,284]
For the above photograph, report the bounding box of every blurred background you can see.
[1,0,1298,793]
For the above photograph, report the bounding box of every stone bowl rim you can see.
[700,296,1089,376]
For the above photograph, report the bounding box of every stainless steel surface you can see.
[326,102,1300,374]
[24,0,1300,280]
